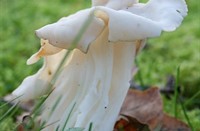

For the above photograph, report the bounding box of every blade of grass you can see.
[40,119,60,130]
[61,102,76,131]
[0,95,22,109]
[179,98,194,131]
[55,125,60,131]
[184,89,200,106]
[0,102,19,122]
[174,65,180,118]
[7,104,19,118]
[173,66,194,130]
[31,88,55,118]
[67,127,84,131]
[37,121,46,131]
[49,95,62,116]
[88,122,93,131]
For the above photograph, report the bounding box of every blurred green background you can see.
[0,0,199,130]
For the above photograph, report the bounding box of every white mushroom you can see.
[12,0,187,130]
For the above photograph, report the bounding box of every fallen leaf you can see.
[119,87,190,131]
[120,87,163,130]
[161,113,190,131]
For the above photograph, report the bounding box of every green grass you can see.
[0,0,199,130]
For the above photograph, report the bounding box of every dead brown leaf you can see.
[120,87,163,130]
[119,87,190,131]
[161,113,190,131]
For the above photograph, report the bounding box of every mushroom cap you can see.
[35,8,105,53]
[35,0,187,53]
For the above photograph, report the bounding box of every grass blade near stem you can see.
[0,102,19,122]
[49,95,62,117]
[31,88,55,118]
[61,102,76,131]
[0,95,22,109]
[40,119,60,130]
[88,122,93,131]
[56,125,60,131]
[179,98,194,131]
[184,90,200,106]
[174,65,180,118]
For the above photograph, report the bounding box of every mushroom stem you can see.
[41,28,137,131]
